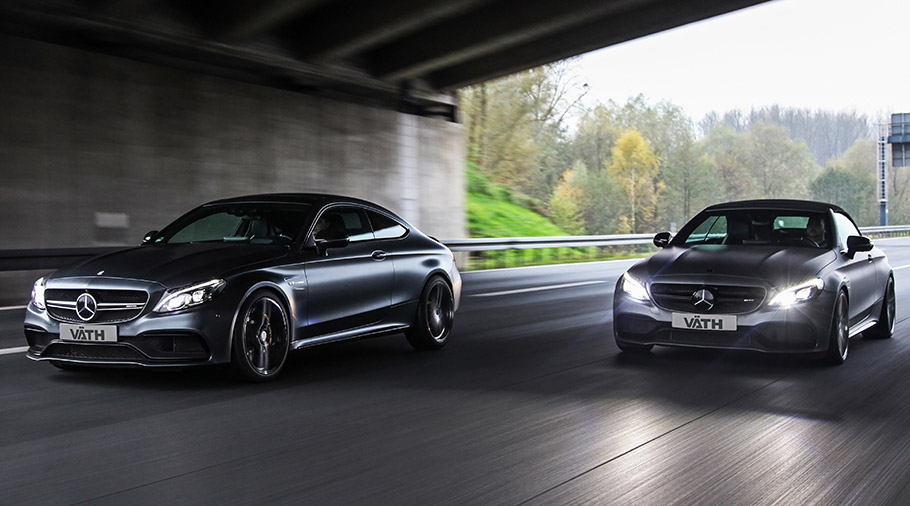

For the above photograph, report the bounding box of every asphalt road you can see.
[3,238,910,505]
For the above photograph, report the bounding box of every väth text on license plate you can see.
[60,323,118,342]
[671,313,736,331]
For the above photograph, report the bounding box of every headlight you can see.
[154,279,225,313]
[768,278,824,307]
[621,272,651,302]
[31,276,46,310]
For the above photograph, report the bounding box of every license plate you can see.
[60,323,118,342]
[672,313,736,332]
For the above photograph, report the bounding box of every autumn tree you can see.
[549,165,586,234]
[608,130,663,233]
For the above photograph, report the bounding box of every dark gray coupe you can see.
[613,199,894,364]
[25,194,461,381]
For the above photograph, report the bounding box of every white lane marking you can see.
[0,346,28,356]
[0,305,27,311]
[472,280,607,297]
[894,264,910,271]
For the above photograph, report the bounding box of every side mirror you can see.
[653,231,672,248]
[142,230,160,245]
[846,235,873,258]
[314,230,350,255]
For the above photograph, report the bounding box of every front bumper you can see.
[612,283,836,354]
[24,298,236,368]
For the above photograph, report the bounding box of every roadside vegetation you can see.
[464,162,651,270]
[461,59,895,239]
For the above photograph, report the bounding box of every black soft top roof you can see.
[703,199,845,214]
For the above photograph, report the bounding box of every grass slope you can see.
[467,192,565,238]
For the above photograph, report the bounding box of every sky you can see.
[576,0,910,123]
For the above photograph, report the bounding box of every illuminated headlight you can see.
[621,272,651,302]
[768,278,824,307]
[154,279,225,313]
[31,276,46,310]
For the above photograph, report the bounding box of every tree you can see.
[698,105,872,165]
[810,168,871,222]
[569,105,621,180]
[745,121,818,199]
[549,166,586,234]
[608,129,663,233]
[816,138,877,225]
[460,59,587,202]
[699,125,756,201]
[660,141,722,226]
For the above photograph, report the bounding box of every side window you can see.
[314,206,374,243]
[833,212,860,250]
[368,211,408,240]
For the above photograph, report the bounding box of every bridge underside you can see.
[0,0,770,117]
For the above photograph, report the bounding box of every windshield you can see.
[155,203,311,245]
[674,210,831,248]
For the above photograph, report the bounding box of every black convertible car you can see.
[24,194,461,381]
[613,199,894,364]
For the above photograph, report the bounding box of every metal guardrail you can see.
[855,225,910,236]
[2,226,909,273]
[441,234,654,251]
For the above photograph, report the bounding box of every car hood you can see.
[50,243,290,287]
[639,245,837,287]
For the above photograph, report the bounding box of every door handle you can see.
[371,250,387,260]
[867,254,874,263]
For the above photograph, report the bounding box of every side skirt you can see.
[849,317,877,338]
[290,323,409,350]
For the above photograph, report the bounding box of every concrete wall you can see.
[0,34,465,303]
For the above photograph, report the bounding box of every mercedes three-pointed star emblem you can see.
[692,288,715,311]
[76,293,97,322]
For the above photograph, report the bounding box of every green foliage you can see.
[466,161,494,196]
[747,122,818,198]
[810,167,873,223]
[698,105,872,165]
[460,60,586,203]
[466,165,566,237]
[813,138,877,225]
[462,63,886,241]
[467,193,566,237]
[549,169,586,234]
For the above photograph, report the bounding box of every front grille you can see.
[650,283,765,314]
[43,343,146,361]
[46,288,148,324]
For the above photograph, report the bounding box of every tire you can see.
[230,290,291,382]
[405,276,454,350]
[615,339,653,353]
[865,276,895,339]
[825,290,849,365]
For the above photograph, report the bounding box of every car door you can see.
[832,212,877,324]
[301,205,394,337]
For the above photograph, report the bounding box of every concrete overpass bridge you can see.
[0,0,769,295]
